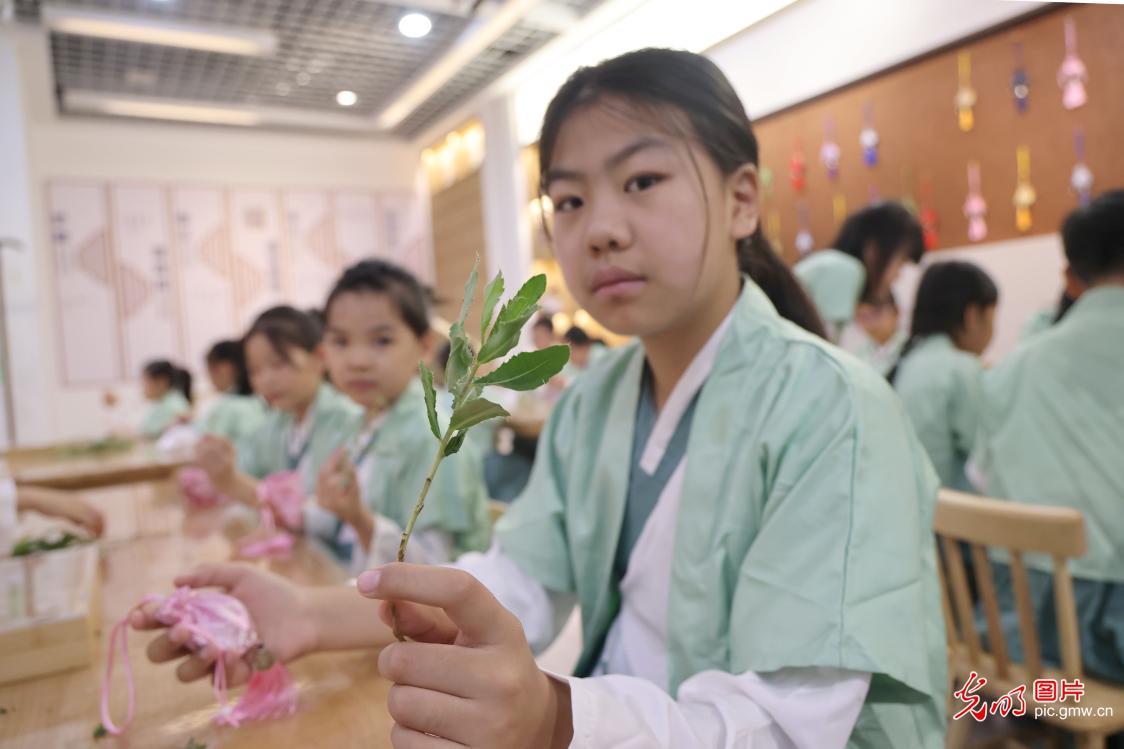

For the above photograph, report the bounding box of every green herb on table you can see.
[92,722,108,739]
[392,259,569,640]
[11,531,87,557]
[183,738,207,749]
[57,436,133,459]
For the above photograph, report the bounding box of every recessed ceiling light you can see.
[398,13,432,39]
[336,90,358,107]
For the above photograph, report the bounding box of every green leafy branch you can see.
[391,258,569,640]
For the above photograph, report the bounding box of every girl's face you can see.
[244,333,323,414]
[206,360,236,393]
[322,291,430,414]
[855,302,899,346]
[869,249,911,301]
[958,303,996,356]
[544,101,756,339]
[142,374,167,400]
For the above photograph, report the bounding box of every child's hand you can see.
[194,435,236,489]
[130,563,319,687]
[357,564,574,749]
[20,488,105,537]
[316,449,364,527]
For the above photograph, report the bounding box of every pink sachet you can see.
[100,586,298,735]
[237,471,303,560]
[178,467,226,508]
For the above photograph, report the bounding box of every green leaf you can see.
[418,362,441,440]
[93,723,108,739]
[476,346,570,391]
[478,274,548,363]
[444,431,467,457]
[445,323,473,402]
[457,255,480,326]
[477,304,537,364]
[449,397,509,432]
[480,271,505,340]
[184,739,207,749]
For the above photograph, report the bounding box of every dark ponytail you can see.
[538,48,826,338]
[887,260,998,384]
[143,359,193,404]
[738,230,827,338]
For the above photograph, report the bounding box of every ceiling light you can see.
[376,0,536,130]
[398,13,432,39]
[63,90,379,131]
[41,4,277,56]
[336,90,358,107]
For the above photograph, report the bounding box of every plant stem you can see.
[390,354,479,641]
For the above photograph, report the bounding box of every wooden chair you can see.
[935,489,1124,749]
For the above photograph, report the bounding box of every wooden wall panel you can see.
[754,4,1124,263]
[430,170,485,333]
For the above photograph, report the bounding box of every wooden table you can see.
[0,482,394,748]
[5,443,188,491]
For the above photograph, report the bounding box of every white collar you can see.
[288,404,316,454]
[638,306,735,475]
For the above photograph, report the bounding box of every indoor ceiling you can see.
[12,0,605,136]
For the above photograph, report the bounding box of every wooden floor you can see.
[0,482,395,749]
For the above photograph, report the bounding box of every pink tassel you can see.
[178,467,226,508]
[257,471,304,530]
[216,664,299,727]
[99,587,299,734]
[237,530,295,559]
[234,471,304,558]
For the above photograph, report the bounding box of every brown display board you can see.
[753,4,1124,264]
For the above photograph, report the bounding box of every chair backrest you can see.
[933,488,1087,682]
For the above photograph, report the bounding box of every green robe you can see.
[794,248,866,340]
[894,334,983,492]
[198,391,268,446]
[140,390,190,438]
[495,277,947,747]
[972,286,1124,683]
[237,382,361,494]
[354,379,492,557]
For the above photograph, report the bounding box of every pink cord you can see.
[98,588,297,734]
[100,615,137,735]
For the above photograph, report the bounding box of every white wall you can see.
[0,25,421,446]
[709,0,1044,119]
[894,235,1066,365]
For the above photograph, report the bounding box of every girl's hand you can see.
[130,563,319,687]
[316,448,364,526]
[194,435,236,489]
[357,564,574,749]
[19,488,105,537]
